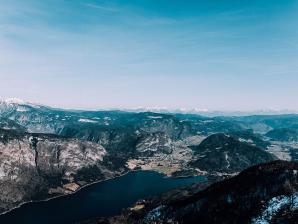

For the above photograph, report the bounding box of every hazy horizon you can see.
[2,97,298,116]
[1,0,298,111]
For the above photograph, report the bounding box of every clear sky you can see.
[1,0,298,111]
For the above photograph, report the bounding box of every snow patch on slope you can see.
[252,192,298,224]
[78,118,98,123]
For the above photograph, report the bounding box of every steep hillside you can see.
[266,128,298,142]
[0,129,111,213]
[91,161,298,224]
[190,133,276,174]
[224,114,298,134]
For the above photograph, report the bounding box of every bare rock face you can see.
[0,129,107,213]
[135,132,173,155]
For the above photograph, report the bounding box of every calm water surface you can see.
[0,171,205,224]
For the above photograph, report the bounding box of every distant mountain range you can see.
[125,106,298,117]
[0,98,297,222]
[2,98,298,117]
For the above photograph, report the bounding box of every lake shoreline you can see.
[0,169,206,217]
[0,169,133,216]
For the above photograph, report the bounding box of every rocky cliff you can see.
[0,129,109,213]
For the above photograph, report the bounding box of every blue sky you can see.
[1,0,298,111]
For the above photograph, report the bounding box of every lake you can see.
[0,171,205,224]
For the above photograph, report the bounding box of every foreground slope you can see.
[88,161,297,224]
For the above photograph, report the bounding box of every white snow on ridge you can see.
[3,98,25,104]
[238,138,253,143]
[252,193,298,224]
[201,120,214,124]
[224,152,230,169]
[147,116,163,119]
[16,106,29,112]
[0,98,42,109]
[78,118,98,123]
[144,205,166,222]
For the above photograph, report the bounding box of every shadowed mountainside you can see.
[83,161,297,224]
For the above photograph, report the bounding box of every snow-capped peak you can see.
[0,98,42,109]
[3,98,26,105]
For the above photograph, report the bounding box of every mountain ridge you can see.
[2,98,298,117]
[85,160,298,224]
[0,99,297,219]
